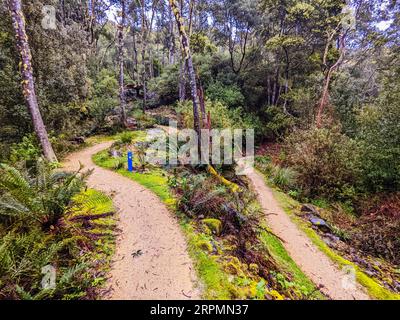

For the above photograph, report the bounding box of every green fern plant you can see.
[0,159,87,229]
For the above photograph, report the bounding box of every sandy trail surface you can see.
[63,142,200,300]
[247,169,370,300]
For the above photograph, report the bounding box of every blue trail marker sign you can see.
[127,151,134,172]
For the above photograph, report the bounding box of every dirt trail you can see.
[247,169,370,300]
[63,142,200,300]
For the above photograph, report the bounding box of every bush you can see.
[206,81,245,108]
[9,135,40,164]
[131,109,156,129]
[356,103,400,192]
[283,127,361,200]
[255,157,297,191]
[0,160,86,228]
[118,132,134,145]
[0,161,116,299]
[148,64,179,105]
[176,99,259,131]
[271,166,298,190]
[93,69,118,98]
[263,106,295,140]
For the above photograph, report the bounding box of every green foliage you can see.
[263,106,295,139]
[206,81,245,108]
[118,132,134,145]
[93,69,118,98]
[9,135,40,163]
[256,158,297,191]
[0,157,115,299]
[190,33,217,55]
[177,99,258,130]
[148,64,179,105]
[356,103,400,192]
[0,160,86,228]
[284,127,362,201]
[131,110,156,130]
[270,166,298,190]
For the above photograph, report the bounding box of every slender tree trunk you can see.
[188,0,195,36]
[141,0,147,111]
[168,8,175,65]
[178,0,186,101]
[316,33,346,128]
[8,0,57,162]
[179,54,186,101]
[169,0,201,138]
[132,31,138,82]
[118,0,127,124]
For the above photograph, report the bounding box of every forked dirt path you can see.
[247,169,370,300]
[63,142,200,300]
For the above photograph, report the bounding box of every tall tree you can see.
[8,0,57,162]
[169,0,201,137]
[117,0,127,124]
[141,0,147,110]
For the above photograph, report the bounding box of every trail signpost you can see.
[128,151,134,172]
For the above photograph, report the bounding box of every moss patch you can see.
[258,225,325,299]
[202,219,222,236]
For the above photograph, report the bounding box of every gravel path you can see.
[63,142,200,300]
[247,169,370,300]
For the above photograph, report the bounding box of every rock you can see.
[104,115,120,127]
[322,233,341,248]
[109,149,122,158]
[309,215,331,233]
[393,281,400,292]
[364,270,376,277]
[125,117,137,130]
[70,136,85,144]
[301,204,320,216]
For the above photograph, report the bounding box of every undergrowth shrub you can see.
[0,160,87,229]
[255,156,297,191]
[176,100,260,131]
[131,109,156,129]
[0,160,115,299]
[271,166,297,190]
[352,193,400,264]
[9,134,40,164]
[205,81,245,108]
[118,131,134,145]
[283,127,361,201]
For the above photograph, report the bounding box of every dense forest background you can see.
[1,0,399,189]
[0,0,400,298]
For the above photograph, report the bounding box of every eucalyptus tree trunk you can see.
[169,0,201,137]
[141,0,147,111]
[178,0,186,101]
[316,33,346,128]
[117,0,127,124]
[178,54,186,101]
[8,0,57,162]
